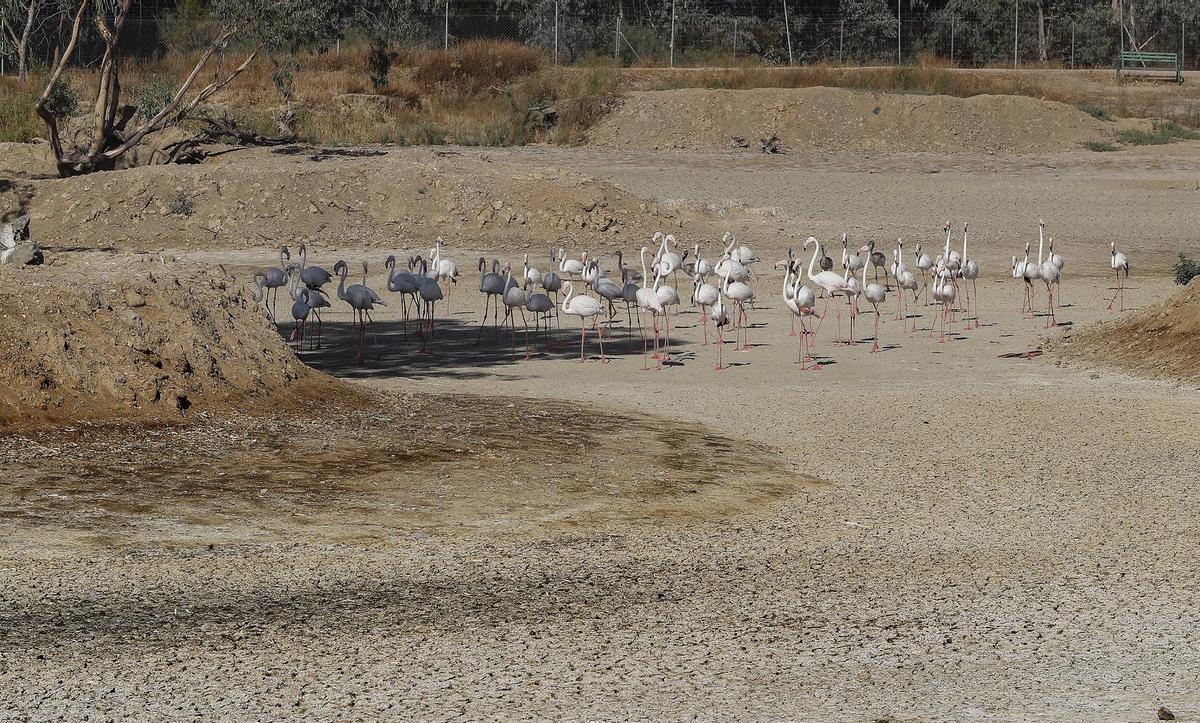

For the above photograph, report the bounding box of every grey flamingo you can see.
[333,259,385,364]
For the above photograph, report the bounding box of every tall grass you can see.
[0,79,42,143]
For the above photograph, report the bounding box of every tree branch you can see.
[103,33,261,160]
[34,0,92,162]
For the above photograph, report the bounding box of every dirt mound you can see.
[587,87,1111,153]
[1053,279,1200,382]
[10,145,703,254]
[0,254,335,426]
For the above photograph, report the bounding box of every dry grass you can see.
[5,42,1196,150]
[0,78,43,143]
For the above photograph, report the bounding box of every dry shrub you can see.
[0,78,43,143]
[407,39,545,94]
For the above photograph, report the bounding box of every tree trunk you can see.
[1035,0,1048,63]
[17,0,40,83]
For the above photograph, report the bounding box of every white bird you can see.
[560,281,605,363]
[893,242,919,333]
[931,267,957,343]
[559,247,586,279]
[1047,236,1065,307]
[635,245,666,370]
[1020,241,1041,317]
[655,233,683,287]
[805,237,855,344]
[523,253,542,288]
[693,273,720,345]
[712,265,731,371]
[786,264,819,369]
[723,254,755,351]
[914,241,934,304]
[859,243,887,353]
[1040,238,1061,329]
[1107,241,1131,312]
[429,238,459,311]
[961,224,981,329]
[653,270,681,362]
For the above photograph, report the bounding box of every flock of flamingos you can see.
[250,222,1134,368]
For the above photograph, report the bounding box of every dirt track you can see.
[2,87,1200,719]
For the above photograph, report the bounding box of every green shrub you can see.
[1117,120,1200,146]
[1173,253,1200,286]
[1083,140,1118,152]
[1077,103,1112,121]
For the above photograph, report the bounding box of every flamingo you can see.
[1107,241,1131,311]
[914,242,934,303]
[333,259,385,364]
[712,266,731,371]
[1040,238,1061,328]
[788,267,819,369]
[415,258,443,354]
[594,269,624,337]
[693,273,720,345]
[501,263,530,359]
[635,246,666,370]
[297,243,333,291]
[429,238,459,311]
[524,281,555,349]
[859,244,887,352]
[384,255,419,340]
[560,281,605,363]
[805,237,855,343]
[559,247,586,280]
[252,245,290,321]
[961,224,981,329]
[621,267,641,339]
[1048,237,1065,307]
[656,233,683,287]
[653,269,681,361]
[931,268,956,343]
[1020,242,1041,317]
[869,245,889,289]
[476,256,507,344]
[893,242,920,332]
[523,253,542,288]
[541,249,563,329]
[842,245,863,345]
[723,256,755,351]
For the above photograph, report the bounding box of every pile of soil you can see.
[587,87,1112,153]
[1053,278,1200,381]
[0,254,335,426]
[5,145,699,254]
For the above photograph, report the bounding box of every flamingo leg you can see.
[715,324,724,371]
[871,307,880,353]
[596,317,607,363]
[579,321,586,363]
[476,295,490,345]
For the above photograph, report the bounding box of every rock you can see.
[1157,707,1175,721]
[125,291,147,308]
[0,215,45,266]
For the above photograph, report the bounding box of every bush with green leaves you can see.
[1173,253,1200,286]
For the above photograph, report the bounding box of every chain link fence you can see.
[2,2,1196,75]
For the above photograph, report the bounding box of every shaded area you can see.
[290,310,700,380]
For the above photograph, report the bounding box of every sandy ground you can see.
[2,108,1200,719]
[3,267,1198,720]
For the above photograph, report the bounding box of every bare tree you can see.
[1,0,67,82]
[32,0,327,177]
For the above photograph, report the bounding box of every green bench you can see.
[1117,51,1183,84]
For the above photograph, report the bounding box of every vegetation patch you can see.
[1116,121,1200,146]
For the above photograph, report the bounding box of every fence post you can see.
[669,0,676,67]
[1013,0,1019,67]
[1182,19,1186,69]
[615,14,620,64]
[783,1,793,65]
[1071,20,1075,69]
[444,0,449,50]
[839,20,844,63]
[897,0,902,65]
[950,16,955,64]
[554,0,559,64]
[733,18,738,58]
